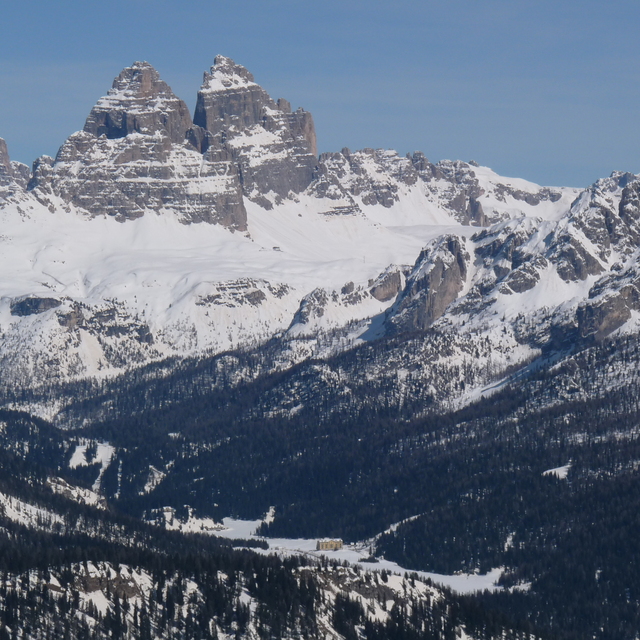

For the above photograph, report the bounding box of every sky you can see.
[1,0,639,188]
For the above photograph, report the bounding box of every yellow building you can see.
[316,539,343,551]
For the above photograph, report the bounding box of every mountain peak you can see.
[109,60,164,98]
[193,56,317,200]
[0,137,11,175]
[199,55,258,94]
[83,61,192,143]
[38,60,245,229]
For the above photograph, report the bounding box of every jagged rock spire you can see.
[83,61,193,144]
[194,55,316,154]
[193,55,318,203]
[0,137,11,175]
[31,62,246,229]
[194,55,275,135]
[29,56,321,225]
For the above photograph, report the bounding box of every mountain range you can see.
[0,55,598,390]
[1,56,639,640]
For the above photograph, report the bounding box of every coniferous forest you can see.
[0,330,639,639]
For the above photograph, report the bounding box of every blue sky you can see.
[1,0,639,187]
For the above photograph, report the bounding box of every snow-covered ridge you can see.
[0,157,637,396]
[199,54,260,93]
[0,56,638,396]
[0,491,64,530]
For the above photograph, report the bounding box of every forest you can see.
[0,424,541,640]
[0,331,639,638]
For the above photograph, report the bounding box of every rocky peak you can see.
[83,61,192,144]
[28,62,246,229]
[203,55,259,90]
[111,61,169,97]
[386,235,470,333]
[0,137,30,198]
[194,56,275,136]
[193,55,318,203]
[0,137,11,175]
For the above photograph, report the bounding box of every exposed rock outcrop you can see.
[9,162,30,189]
[546,173,640,283]
[387,236,469,333]
[0,138,11,176]
[369,267,407,302]
[413,157,488,225]
[307,148,418,212]
[194,56,318,204]
[305,149,572,226]
[83,62,193,143]
[29,62,247,229]
[0,137,30,200]
[10,297,62,317]
[412,154,572,226]
[26,57,323,225]
[577,266,640,340]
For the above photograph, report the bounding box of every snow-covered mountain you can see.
[5,54,640,640]
[1,54,637,409]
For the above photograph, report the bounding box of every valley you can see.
[0,55,639,639]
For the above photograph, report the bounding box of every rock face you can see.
[10,297,62,317]
[369,267,407,302]
[29,62,248,229]
[83,62,193,143]
[193,56,318,205]
[387,236,469,333]
[412,156,570,226]
[26,57,322,225]
[307,148,418,214]
[0,138,30,200]
[376,169,640,341]
[412,156,487,225]
[304,149,574,225]
[571,175,640,339]
[577,275,640,340]
[0,138,10,176]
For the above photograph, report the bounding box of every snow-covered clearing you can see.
[0,491,64,530]
[543,463,571,479]
[68,440,115,492]
[202,516,503,595]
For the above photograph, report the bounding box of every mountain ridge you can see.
[0,56,638,419]
[1,56,640,640]
[0,56,598,395]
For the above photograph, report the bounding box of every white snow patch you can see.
[154,506,226,534]
[68,440,115,492]
[141,465,166,494]
[543,463,571,479]
[202,517,503,594]
[47,477,107,510]
[0,492,64,529]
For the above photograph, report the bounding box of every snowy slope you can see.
[0,186,462,384]
[0,56,635,393]
[0,170,588,388]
